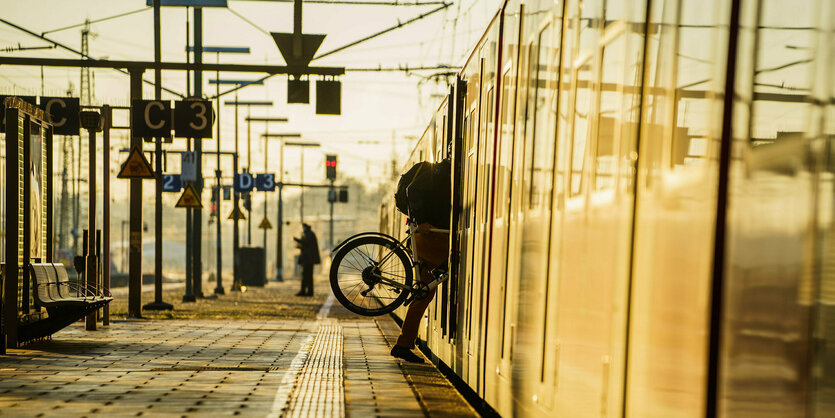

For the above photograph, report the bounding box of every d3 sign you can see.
[131,100,172,138]
[234,173,254,192]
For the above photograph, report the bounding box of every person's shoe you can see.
[390,345,424,363]
[295,291,305,296]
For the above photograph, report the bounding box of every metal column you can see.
[192,7,204,298]
[146,0,173,311]
[128,68,144,318]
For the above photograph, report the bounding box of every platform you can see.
[0,284,477,417]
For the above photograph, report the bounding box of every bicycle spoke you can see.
[331,236,413,315]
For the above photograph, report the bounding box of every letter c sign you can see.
[39,97,80,135]
[131,99,172,138]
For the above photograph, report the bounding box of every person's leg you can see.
[296,264,309,296]
[395,266,436,349]
[303,264,313,295]
[391,225,448,363]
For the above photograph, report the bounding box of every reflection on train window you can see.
[529,24,556,209]
[495,69,514,220]
[669,0,723,168]
[570,54,592,196]
[594,35,625,192]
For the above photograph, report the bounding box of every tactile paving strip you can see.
[282,320,344,417]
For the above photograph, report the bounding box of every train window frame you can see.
[526,22,559,211]
[568,49,594,198]
[591,20,628,194]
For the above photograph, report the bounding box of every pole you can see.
[146,0,173,311]
[232,95,241,291]
[102,105,111,325]
[128,68,143,318]
[183,137,195,302]
[246,105,252,245]
[300,149,305,222]
[85,122,97,331]
[121,220,126,273]
[215,53,224,295]
[329,180,334,249]
[263,133,268,252]
[276,140,284,281]
[276,182,283,281]
[192,6,204,298]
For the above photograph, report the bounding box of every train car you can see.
[381,0,835,416]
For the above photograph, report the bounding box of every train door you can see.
[512,2,564,412]
[462,63,481,383]
[453,59,480,377]
[483,1,522,412]
[470,27,500,393]
[625,0,730,415]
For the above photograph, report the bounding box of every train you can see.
[378,0,834,416]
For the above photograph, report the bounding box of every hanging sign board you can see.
[175,183,202,208]
[117,146,155,179]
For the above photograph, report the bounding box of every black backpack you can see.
[394,160,451,228]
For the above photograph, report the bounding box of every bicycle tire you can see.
[329,235,413,316]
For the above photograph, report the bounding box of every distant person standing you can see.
[294,223,320,296]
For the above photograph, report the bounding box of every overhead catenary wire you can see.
[210,3,451,100]
[41,8,150,36]
[0,17,185,98]
[313,2,452,60]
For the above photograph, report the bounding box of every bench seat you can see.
[19,262,113,341]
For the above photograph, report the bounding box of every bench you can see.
[18,263,112,341]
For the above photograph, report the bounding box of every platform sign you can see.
[258,217,273,230]
[174,99,214,138]
[39,97,80,136]
[131,100,172,139]
[0,95,36,132]
[255,173,276,191]
[162,174,183,192]
[181,151,197,181]
[234,173,254,192]
[117,146,155,179]
[175,183,202,208]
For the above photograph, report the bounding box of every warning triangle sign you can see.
[175,183,202,208]
[228,206,246,220]
[117,145,155,179]
[258,217,273,230]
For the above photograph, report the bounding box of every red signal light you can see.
[210,204,217,211]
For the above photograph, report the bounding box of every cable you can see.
[313,3,452,60]
[0,17,185,98]
[41,8,150,36]
[226,7,272,36]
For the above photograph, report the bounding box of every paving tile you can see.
[1,281,476,417]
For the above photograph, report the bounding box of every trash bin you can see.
[238,247,266,287]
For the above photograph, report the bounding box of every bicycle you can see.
[329,219,450,316]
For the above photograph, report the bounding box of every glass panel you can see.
[530,24,557,209]
[570,56,592,196]
[594,35,625,191]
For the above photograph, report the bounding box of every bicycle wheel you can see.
[330,235,413,316]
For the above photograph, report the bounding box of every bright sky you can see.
[1,0,501,193]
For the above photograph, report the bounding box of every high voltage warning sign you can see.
[258,217,273,230]
[228,206,246,220]
[175,183,202,208]
[117,146,155,179]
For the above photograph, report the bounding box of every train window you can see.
[570,54,593,196]
[529,24,558,208]
[495,68,515,220]
[593,35,625,192]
